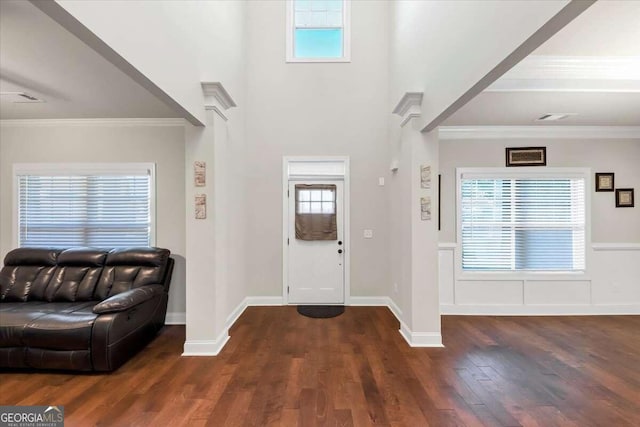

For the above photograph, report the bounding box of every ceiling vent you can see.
[536,113,576,122]
[0,91,45,103]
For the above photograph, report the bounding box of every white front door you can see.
[287,180,344,304]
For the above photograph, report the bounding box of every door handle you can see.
[338,249,343,254]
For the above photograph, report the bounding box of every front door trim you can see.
[282,156,350,305]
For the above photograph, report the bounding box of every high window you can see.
[286,0,351,62]
[15,163,155,248]
[457,168,588,273]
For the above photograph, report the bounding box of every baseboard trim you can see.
[399,322,444,348]
[182,328,230,356]
[246,296,285,306]
[387,297,403,319]
[165,312,186,325]
[349,296,390,306]
[441,304,640,316]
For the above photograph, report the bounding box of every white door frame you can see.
[282,156,350,305]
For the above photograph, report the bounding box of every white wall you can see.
[390,0,580,130]
[439,137,640,313]
[244,1,391,299]
[0,123,187,317]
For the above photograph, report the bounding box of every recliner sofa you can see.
[0,247,173,371]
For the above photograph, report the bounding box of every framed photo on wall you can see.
[505,147,547,167]
[595,173,615,192]
[615,188,634,208]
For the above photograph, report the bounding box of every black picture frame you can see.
[438,174,441,231]
[595,172,615,192]
[505,147,547,167]
[615,188,634,208]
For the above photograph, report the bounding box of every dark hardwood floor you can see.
[1,307,639,426]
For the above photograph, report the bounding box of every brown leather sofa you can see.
[0,247,174,372]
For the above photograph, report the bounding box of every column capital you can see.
[392,92,423,127]
[201,82,237,121]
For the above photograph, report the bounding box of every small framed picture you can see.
[595,173,614,192]
[506,147,547,167]
[195,194,207,219]
[615,188,634,208]
[194,161,206,187]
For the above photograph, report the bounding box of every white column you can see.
[391,92,442,347]
[183,83,237,356]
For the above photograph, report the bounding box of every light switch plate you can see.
[378,177,385,186]
[364,229,373,239]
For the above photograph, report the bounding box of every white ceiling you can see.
[443,0,640,127]
[0,1,178,120]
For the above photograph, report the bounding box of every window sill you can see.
[457,271,591,282]
[286,57,351,63]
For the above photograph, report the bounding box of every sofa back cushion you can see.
[94,248,170,300]
[44,249,108,302]
[0,249,60,302]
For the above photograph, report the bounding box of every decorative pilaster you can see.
[392,92,423,127]
[201,82,237,121]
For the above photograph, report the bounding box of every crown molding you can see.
[439,126,640,140]
[487,56,640,93]
[486,78,640,93]
[0,118,186,127]
[205,105,228,122]
[201,82,237,110]
[392,92,423,127]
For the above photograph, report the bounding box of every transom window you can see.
[15,163,155,248]
[296,188,336,214]
[286,0,351,62]
[457,168,588,273]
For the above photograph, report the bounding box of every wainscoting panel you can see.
[591,246,640,305]
[439,243,640,315]
[438,248,455,305]
[455,280,523,305]
[524,280,591,305]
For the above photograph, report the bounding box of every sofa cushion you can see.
[23,311,98,351]
[42,249,107,302]
[0,302,96,349]
[94,248,170,299]
[1,248,61,302]
[0,310,46,347]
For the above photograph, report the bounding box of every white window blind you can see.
[16,164,154,248]
[460,171,586,272]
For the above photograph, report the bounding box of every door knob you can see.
[338,249,343,254]
[338,241,343,245]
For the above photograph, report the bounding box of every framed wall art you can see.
[595,173,615,192]
[194,161,206,187]
[195,194,207,219]
[505,147,547,167]
[615,188,634,208]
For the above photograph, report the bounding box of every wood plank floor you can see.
[1,307,639,426]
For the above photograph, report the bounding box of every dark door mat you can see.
[297,305,345,318]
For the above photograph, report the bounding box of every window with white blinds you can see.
[458,169,587,273]
[15,164,155,248]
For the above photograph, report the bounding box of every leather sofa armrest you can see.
[93,285,164,314]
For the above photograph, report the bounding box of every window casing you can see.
[457,168,589,276]
[286,0,351,62]
[14,163,155,248]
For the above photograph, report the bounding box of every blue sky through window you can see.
[295,29,343,58]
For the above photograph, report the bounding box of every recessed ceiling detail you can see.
[486,56,640,93]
